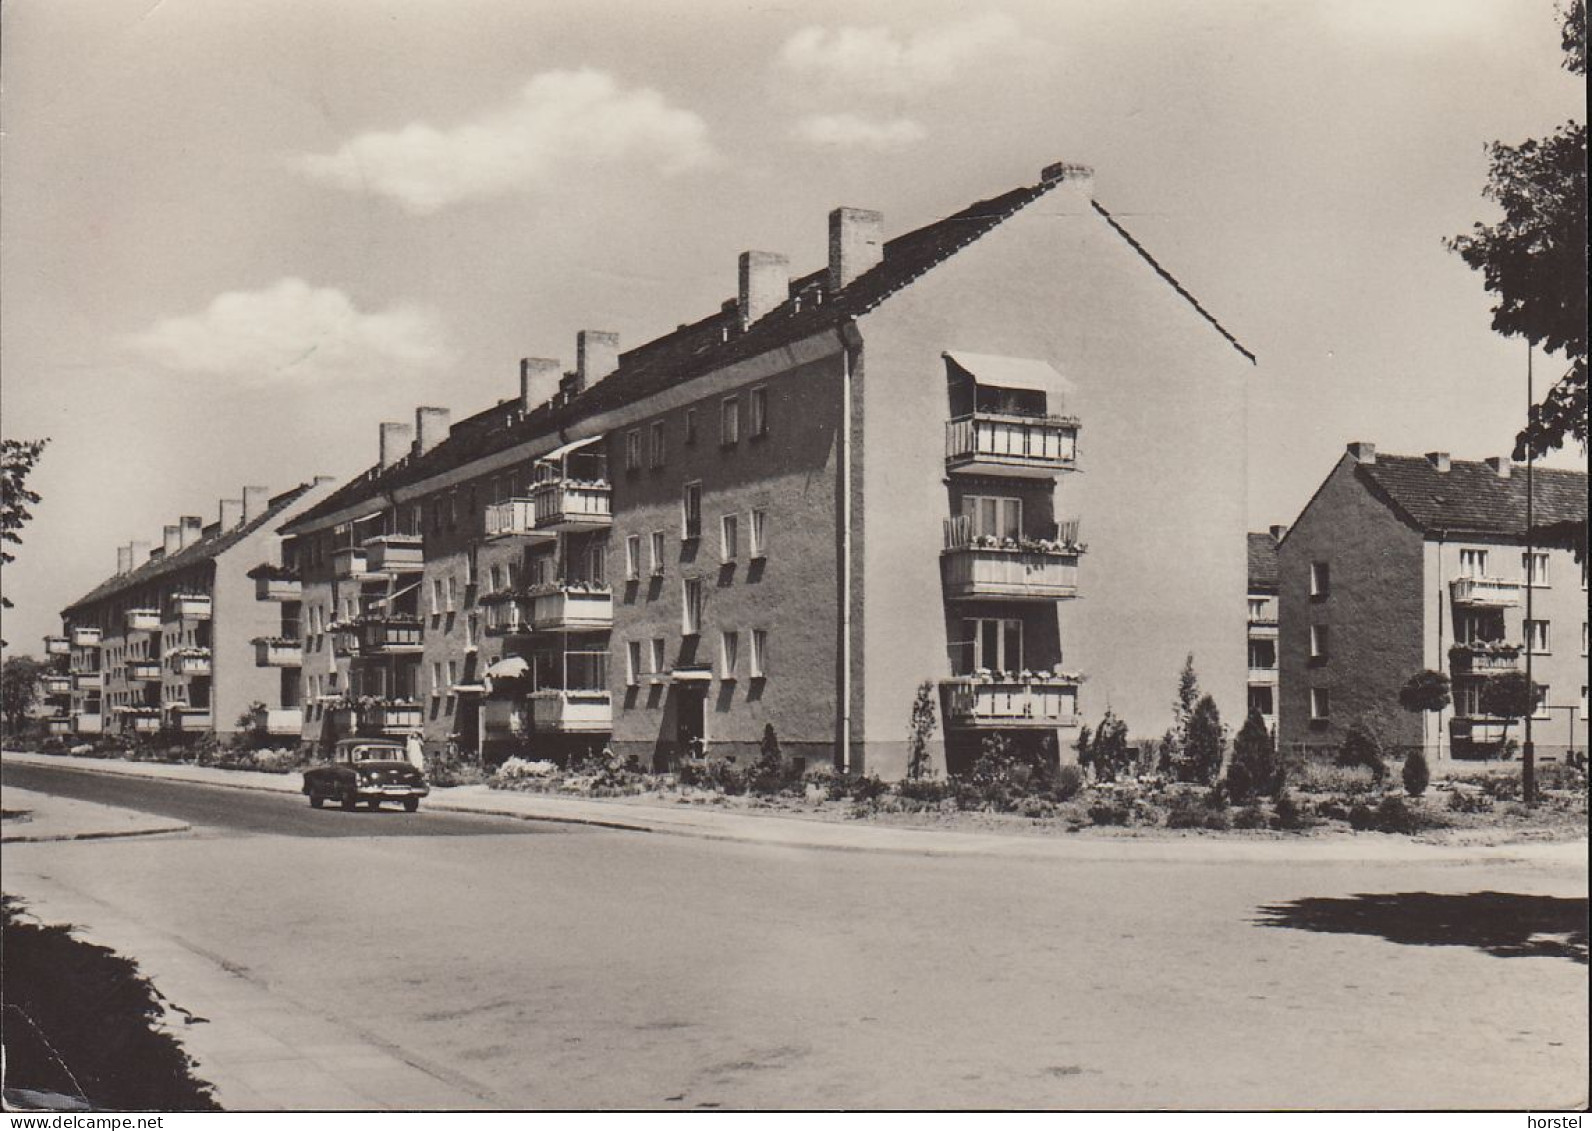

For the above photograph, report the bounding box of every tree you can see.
[1402,748,1431,798]
[1398,670,1451,715]
[906,681,938,780]
[1087,708,1133,783]
[1,654,45,732]
[1,438,51,623]
[1227,709,1284,803]
[1447,1,1587,458]
[1336,723,1389,783]
[1183,694,1227,785]
[1173,654,1200,735]
[1479,670,1541,756]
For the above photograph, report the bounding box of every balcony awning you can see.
[485,656,530,680]
[536,434,604,465]
[943,350,1068,394]
[451,683,487,695]
[668,666,714,683]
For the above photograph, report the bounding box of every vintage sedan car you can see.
[303,738,429,812]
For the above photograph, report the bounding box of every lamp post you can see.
[1522,343,1537,805]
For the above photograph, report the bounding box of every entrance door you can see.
[676,685,706,757]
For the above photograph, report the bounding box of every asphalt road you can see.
[2,761,576,838]
[4,767,1586,1108]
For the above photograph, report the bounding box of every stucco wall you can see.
[854,178,1253,777]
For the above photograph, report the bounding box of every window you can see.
[431,662,443,698]
[626,641,642,686]
[625,429,642,471]
[1525,619,1550,654]
[685,408,697,445]
[1583,622,1588,656]
[720,630,739,679]
[720,514,739,562]
[964,617,1022,673]
[625,535,642,581]
[1458,548,1488,578]
[1533,684,1551,720]
[1309,561,1330,597]
[720,397,740,445]
[650,531,667,576]
[749,509,768,559]
[490,564,505,592]
[430,579,444,616]
[1455,682,1481,717]
[1454,609,1504,645]
[749,386,768,437]
[962,495,1022,541]
[682,482,702,540]
[445,661,458,710]
[1248,639,1277,670]
[465,614,478,650]
[1523,551,1549,586]
[1309,687,1330,720]
[650,638,667,675]
[1309,623,1329,660]
[1247,686,1274,718]
[649,421,666,468]
[1248,598,1267,622]
[683,578,704,635]
[750,628,767,678]
[446,576,458,613]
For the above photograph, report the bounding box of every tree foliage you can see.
[1183,694,1227,785]
[1336,723,1388,782]
[2,438,51,615]
[1447,1,1587,458]
[2,654,45,731]
[1479,670,1542,753]
[1079,708,1134,782]
[1398,669,1452,714]
[1227,709,1285,803]
[907,681,938,780]
[1402,747,1431,798]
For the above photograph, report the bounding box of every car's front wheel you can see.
[366,798,382,811]
[309,793,324,809]
[403,798,420,813]
[340,790,357,812]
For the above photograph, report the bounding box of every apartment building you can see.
[1278,444,1588,762]
[37,632,74,736]
[279,161,1255,777]
[57,479,335,740]
[1247,529,1282,735]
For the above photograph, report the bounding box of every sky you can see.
[1,0,1585,654]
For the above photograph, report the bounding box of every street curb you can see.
[2,822,191,845]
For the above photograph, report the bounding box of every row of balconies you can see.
[485,482,613,540]
[482,587,613,636]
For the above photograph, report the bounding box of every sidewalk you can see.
[2,785,188,843]
[5,749,1586,867]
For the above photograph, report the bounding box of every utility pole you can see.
[1523,343,1537,806]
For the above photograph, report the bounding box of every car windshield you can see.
[350,746,402,763]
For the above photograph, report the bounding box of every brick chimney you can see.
[178,515,203,549]
[1425,451,1451,472]
[219,498,244,529]
[129,539,152,566]
[1268,524,1288,542]
[738,251,790,330]
[1485,456,1512,479]
[520,358,562,414]
[414,407,450,455]
[575,331,619,391]
[242,486,270,524]
[162,525,181,557]
[828,207,883,293]
[1347,441,1377,464]
[117,545,133,575]
[380,422,412,469]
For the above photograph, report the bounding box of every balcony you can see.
[255,707,304,735]
[482,597,529,636]
[528,690,613,733]
[254,639,304,667]
[125,608,161,632]
[941,675,1082,729]
[1247,666,1278,684]
[364,534,424,573]
[168,650,212,677]
[169,707,214,732]
[72,671,102,691]
[1449,715,1512,746]
[41,674,72,697]
[333,548,368,579]
[940,518,1081,601]
[1450,577,1521,607]
[945,413,1079,478]
[254,573,302,601]
[73,712,103,735]
[71,627,102,648]
[484,499,549,540]
[529,587,613,632]
[367,703,423,734]
[47,717,72,736]
[44,635,70,657]
[127,660,163,682]
[1449,642,1521,675]
[169,594,212,620]
[533,480,612,534]
[355,619,423,654]
[127,712,162,735]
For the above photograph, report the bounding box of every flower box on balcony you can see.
[168,649,212,677]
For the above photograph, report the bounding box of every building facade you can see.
[1246,529,1282,735]
[279,162,1256,778]
[1277,444,1588,763]
[57,480,335,741]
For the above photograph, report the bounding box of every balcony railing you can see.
[354,620,423,654]
[940,517,1081,601]
[45,635,70,657]
[1448,643,1522,674]
[47,717,72,736]
[367,703,423,733]
[941,676,1082,729]
[168,651,212,677]
[127,660,163,682]
[482,598,529,636]
[533,481,612,533]
[364,534,424,573]
[1449,577,1521,607]
[72,672,102,691]
[255,575,302,601]
[1449,715,1512,746]
[484,499,548,540]
[255,640,304,667]
[528,690,613,733]
[170,709,214,732]
[126,608,161,632]
[945,413,1079,477]
[255,707,304,735]
[128,713,162,734]
[1247,666,1278,683]
[72,712,103,735]
[71,627,102,648]
[529,587,613,632]
[169,594,212,620]
[333,548,368,579]
[41,675,72,697]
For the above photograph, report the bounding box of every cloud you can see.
[296,69,714,213]
[793,114,928,150]
[127,278,449,384]
[777,13,1034,97]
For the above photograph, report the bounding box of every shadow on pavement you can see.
[1257,891,1588,964]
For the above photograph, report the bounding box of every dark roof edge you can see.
[1091,201,1256,364]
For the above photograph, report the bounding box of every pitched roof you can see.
[62,483,319,616]
[288,170,1253,532]
[1247,531,1279,592]
[1355,454,1588,538]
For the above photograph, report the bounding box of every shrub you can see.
[748,724,791,795]
[1271,791,1312,831]
[1349,795,1447,834]
[1227,710,1284,802]
[895,777,956,804]
[906,682,938,781]
[1336,724,1388,783]
[1051,764,1085,802]
[1182,695,1227,785]
[826,773,885,804]
[1078,710,1135,782]
[1087,801,1131,826]
[1446,788,1494,814]
[1017,796,1056,820]
[1166,791,1229,830]
[1480,775,1521,802]
[1232,805,1268,830]
[1401,749,1431,797]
